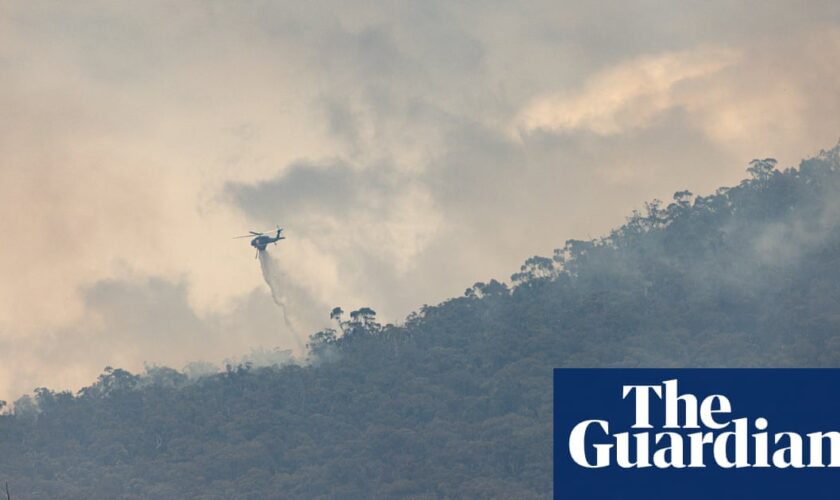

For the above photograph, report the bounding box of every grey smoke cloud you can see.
[2,275,295,401]
[1,1,840,399]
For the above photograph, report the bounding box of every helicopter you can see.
[234,226,285,257]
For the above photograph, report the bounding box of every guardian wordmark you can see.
[568,379,839,469]
[554,369,840,500]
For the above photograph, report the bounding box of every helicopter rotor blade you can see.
[234,227,280,239]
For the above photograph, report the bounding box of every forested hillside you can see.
[3,145,840,499]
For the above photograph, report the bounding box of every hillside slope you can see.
[3,146,840,499]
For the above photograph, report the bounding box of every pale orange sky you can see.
[1,1,839,400]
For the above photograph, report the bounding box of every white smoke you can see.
[258,250,305,353]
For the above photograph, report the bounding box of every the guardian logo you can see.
[568,379,839,469]
[554,369,840,500]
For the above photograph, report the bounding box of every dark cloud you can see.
[83,278,206,346]
[226,159,391,216]
[0,276,303,397]
[81,276,297,362]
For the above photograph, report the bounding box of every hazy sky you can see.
[1,1,839,399]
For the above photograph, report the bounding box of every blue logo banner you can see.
[554,369,840,499]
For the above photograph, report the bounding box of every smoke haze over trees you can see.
[3,144,840,497]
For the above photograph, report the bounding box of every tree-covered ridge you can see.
[3,145,840,498]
